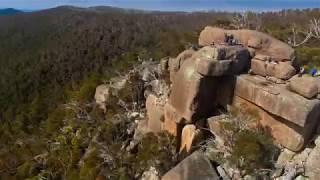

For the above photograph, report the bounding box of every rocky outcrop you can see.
[199,26,295,61]
[95,26,320,180]
[161,151,219,180]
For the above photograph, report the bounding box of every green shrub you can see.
[229,129,277,174]
[67,73,101,103]
[296,47,320,68]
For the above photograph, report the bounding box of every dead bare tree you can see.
[232,12,248,29]
[288,18,320,47]
[310,18,320,38]
[288,25,313,47]
[231,11,262,30]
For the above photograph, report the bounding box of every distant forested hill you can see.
[0,6,319,179]
[0,8,23,15]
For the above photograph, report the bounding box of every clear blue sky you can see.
[0,0,319,11]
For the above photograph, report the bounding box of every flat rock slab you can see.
[235,74,320,128]
[162,151,219,180]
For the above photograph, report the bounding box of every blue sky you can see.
[0,0,319,11]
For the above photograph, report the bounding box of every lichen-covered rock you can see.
[289,75,318,99]
[141,166,160,180]
[146,94,164,133]
[94,84,110,112]
[305,137,320,180]
[161,151,219,180]
[199,26,295,61]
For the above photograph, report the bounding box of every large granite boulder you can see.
[199,26,295,61]
[233,96,305,151]
[235,75,320,128]
[161,151,219,180]
[169,58,217,123]
[251,58,296,80]
[289,75,318,99]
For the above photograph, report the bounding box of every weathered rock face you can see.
[169,49,195,82]
[250,58,296,80]
[94,84,110,112]
[176,49,196,67]
[163,103,181,136]
[289,75,318,99]
[169,58,217,123]
[199,26,295,61]
[235,75,320,128]
[161,151,219,180]
[146,94,164,133]
[233,96,305,151]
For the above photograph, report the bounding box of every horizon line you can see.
[1,5,320,13]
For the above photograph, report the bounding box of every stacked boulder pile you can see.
[95,27,320,180]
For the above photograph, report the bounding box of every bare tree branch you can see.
[310,18,320,38]
[288,26,313,47]
[288,18,320,47]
